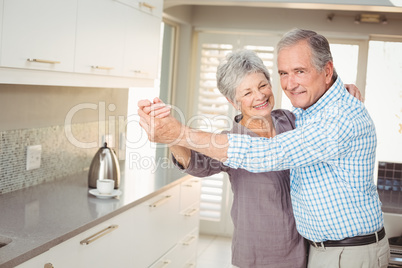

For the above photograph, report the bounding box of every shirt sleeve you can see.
[172,150,228,177]
[224,113,354,172]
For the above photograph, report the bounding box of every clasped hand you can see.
[137,97,184,145]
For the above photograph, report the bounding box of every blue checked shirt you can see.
[224,77,383,242]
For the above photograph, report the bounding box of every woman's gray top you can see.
[173,109,307,268]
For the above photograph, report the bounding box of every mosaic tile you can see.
[0,122,113,194]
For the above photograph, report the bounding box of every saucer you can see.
[89,189,122,199]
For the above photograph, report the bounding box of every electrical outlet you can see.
[26,145,42,170]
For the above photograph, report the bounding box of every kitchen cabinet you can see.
[122,6,162,79]
[74,0,126,76]
[150,228,198,268]
[129,184,181,267]
[75,0,162,79]
[0,0,3,64]
[179,179,201,240]
[16,207,135,268]
[15,177,200,268]
[0,0,162,88]
[0,0,77,72]
[144,178,200,268]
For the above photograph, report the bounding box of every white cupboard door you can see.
[130,185,180,268]
[123,7,161,79]
[0,0,3,63]
[75,210,135,267]
[14,251,52,268]
[106,210,136,267]
[150,228,199,268]
[180,179,201,211]
[178,179,200,244]
[42,209,135,268]
[75,0,126,76]
[1,0,77,72]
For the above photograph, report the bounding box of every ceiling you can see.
[164,0,402,13]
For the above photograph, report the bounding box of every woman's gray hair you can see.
[277,28,338,81]
[216,49,271,102]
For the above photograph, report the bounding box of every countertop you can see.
[0,163,190,268]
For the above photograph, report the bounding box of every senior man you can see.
[138,28,390,267]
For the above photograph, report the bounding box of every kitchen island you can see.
[0,163,195,268]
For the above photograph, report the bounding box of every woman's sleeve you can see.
[172,149,228,177]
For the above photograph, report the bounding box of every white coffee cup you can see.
[96,179,115,194]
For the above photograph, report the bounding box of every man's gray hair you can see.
[277,28,338,81]
[216,49,271,102]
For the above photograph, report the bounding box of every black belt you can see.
[308,227,386,248]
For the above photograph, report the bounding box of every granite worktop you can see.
[0,163,190,268]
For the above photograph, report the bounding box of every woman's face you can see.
[231,72,275,120]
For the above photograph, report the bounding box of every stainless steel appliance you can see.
[88,142,120,189]
[389,236,402,267]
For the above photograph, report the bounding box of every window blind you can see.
[195,42,275,222]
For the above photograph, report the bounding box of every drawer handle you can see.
[149,195,172,208]
[158,259,172,268]
[139,2,155,10]
[27,58,60,64]
[184,208,198,217]
[183,235,196,246]
[132,70,149,75]
[80,225,118,245]
[183,180,200,187]
[91,65,114,70]
[44,263,54,268]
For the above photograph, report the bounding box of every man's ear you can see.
[226,97,239,110]
[325,61,334,85]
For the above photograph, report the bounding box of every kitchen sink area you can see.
[0,165,196,268]
[0,236,11,249]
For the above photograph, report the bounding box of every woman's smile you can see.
[253,100,269,109]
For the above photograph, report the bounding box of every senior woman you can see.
[139,50,361,268]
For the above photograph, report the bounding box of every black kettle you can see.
[88,142,120,189]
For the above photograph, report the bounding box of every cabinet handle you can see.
[132,70,149,75]
[159,260,172,268]
[80,225,118,245]
[149,195,172,208]
[183,180,200,187]
[182,235,196,246]
[44,263,54,268]
[91,65,114,70]
[139,2,155,10]
[27,58,60,64]
[184,208,198,217]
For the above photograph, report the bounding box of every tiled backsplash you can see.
[0,122,103,194]
[377,161,402,214]
[377,161,402,191]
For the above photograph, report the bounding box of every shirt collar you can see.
[292,76,344,117]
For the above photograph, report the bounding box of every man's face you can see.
[277,40,333,110]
